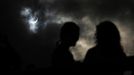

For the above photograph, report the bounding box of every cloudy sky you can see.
[4,0,134,68]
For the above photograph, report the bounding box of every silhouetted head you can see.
[95,21,121,46]
[60,22,80,46]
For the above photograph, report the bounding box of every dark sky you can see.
[2,0,134,68]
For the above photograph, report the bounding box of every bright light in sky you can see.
[28,16,38,33]
[21,7,74,33]
[21,7,39,33]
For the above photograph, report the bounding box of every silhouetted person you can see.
[52,22,80,68]
[84,21,126,72]
[0,33,21,72]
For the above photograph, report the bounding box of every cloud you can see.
[22,0,134,59]
[8,0,134,67]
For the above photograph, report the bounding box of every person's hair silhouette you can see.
[84,21,126,71]
[52,22,80,68]
[95,21,121,46]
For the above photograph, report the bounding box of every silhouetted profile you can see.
[52,22,80,68]
[0,33,21,72]
[84,21,126,72]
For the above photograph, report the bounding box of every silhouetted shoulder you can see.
[53,45,74,67]
[84,47,98,64]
